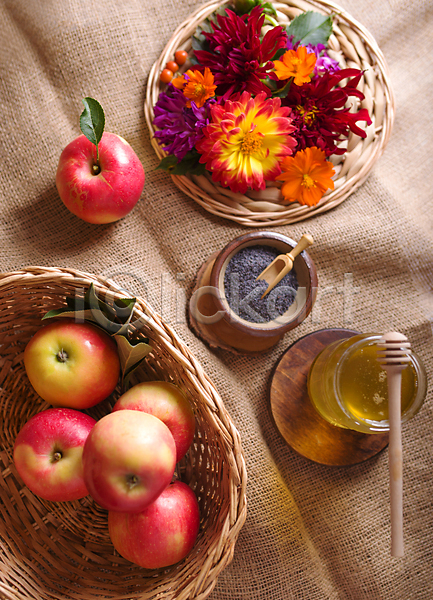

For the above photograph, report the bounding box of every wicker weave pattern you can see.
[0,267,247,600]
[145,0,395,226]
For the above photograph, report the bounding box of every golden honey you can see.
[307,334,427,433]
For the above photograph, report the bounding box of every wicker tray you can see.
[145,0,395,226]
[0,267,247,600]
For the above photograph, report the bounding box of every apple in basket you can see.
[112,381,196,462]
[13,408,96,502]
[24,319,120,409]
[108,480,200,569]
[56,98,145,224]
[82,410,177,512]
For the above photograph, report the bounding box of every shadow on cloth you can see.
[7,186,116,262]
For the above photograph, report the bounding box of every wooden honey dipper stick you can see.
[377,332,411,557]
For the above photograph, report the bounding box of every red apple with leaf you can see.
[112,381,195,462]
[108,481,200,569]
[56,98,145,224]
[24,319,120,409]
[13,408,96,502]
[82,410,176,512]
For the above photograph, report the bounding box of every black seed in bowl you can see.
[223,245,299,323]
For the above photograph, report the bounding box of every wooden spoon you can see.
[256,234,313,298]
[377,331,412,557]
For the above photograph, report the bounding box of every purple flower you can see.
[287,37,340,76]
[153,84,213,161]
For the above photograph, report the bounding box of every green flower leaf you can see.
[80,97,105,146]
[191,22,213,53]
[271,47,288,61]
[286,11,333,46]
[271,79,292,98]
[260,2,277,17]
[156,151,207,176]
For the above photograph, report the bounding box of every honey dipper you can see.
[377,331,411,557]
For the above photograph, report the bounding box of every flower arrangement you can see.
[153,0,372,207]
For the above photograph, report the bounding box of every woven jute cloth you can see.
[1,0,432,599]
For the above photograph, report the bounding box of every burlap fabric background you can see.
[1,0,432,598]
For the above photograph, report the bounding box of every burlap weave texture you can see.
[0,0,432,598]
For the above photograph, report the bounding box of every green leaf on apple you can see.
[115,335,153,388]
[42,283,152,387]
[80,97,105,166]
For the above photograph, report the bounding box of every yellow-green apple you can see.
[13,408,96,502]
[56,132,145,224]
[82,410,176,512]
[112,381,195,462]
[108,481,200,569]
[24,319,120,409]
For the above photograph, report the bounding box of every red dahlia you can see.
[283,68,372,156]
[194,6,287,99]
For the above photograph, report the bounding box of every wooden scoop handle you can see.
[287,234,314,261]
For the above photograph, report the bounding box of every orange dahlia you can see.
[276,146,335,206]
[273,46,316,86]
[196,91,296,194]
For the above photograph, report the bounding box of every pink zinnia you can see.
[193,6,287,99]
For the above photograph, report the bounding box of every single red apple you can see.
[108,481,200,569]
[56,132,145,224]
[112,381,195,462]
[82,410,176,512]
[13,408,96,502]
[24,319,120,409]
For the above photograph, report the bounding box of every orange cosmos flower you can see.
[273,46,316,86]
[172,67,216,108]
[276,146,335,206]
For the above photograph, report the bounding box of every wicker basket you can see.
[0,267,247,600]
[145,0,395,226]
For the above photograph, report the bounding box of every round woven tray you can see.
[0,267,247,600]
[145,0,395,227]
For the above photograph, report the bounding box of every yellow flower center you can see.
[192,83,206,98]
[240,131,263,155]
[296,105,318,126]
[302,174,316,188]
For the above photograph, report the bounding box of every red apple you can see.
[56,132,145,224]
[82,410,176,512]
[112,381,195,462]
[13,408,96,502]
[24,319,120,409]
[108,481,200,569]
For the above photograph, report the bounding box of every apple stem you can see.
[92,144,101,175]
[52,451,62,462]
[56,349,68,362]
[126,475,139,489]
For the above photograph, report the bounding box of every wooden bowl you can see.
[189,231,317,353]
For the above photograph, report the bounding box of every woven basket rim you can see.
[0,266,247,600]
[145,0,395,226]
